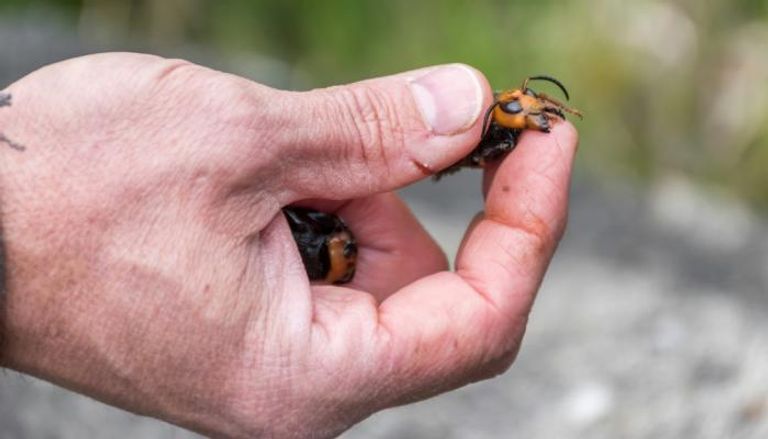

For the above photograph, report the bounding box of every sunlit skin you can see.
[0,53,578,439]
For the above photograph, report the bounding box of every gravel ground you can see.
[2,15,767,439]
[345,174,768,439]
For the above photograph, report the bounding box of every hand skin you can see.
[0,53,578,438]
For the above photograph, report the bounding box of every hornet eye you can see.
[500,100,523,114]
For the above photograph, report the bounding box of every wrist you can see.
[0,91,11,366]
[0,228,5,367]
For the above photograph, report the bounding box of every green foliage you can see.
[0,0,81,16]
[4,0,768,208]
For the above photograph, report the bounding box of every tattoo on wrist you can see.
[0,92,25,152]
[0,133,25,152]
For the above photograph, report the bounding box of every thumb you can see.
[274,64,491,200]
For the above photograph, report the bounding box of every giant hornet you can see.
[436,75,582,178]
[283,207,357,284]
[285,75,581,284]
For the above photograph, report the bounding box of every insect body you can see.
[436,75,582,178]
[283,207,357,284]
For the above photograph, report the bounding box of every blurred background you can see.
[1,0,768,438]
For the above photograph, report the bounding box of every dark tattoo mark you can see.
[0,133,25,152]
[0,93,23,152]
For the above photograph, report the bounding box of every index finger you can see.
[375,121,578,399]
[459,121,578,311]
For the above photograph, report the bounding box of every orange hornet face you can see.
[488,76,583,133]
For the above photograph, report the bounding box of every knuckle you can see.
[156,60,268,143]
[473,344,522,382]
[486,211,556,267]
[154,58,198,83]
[469,312,527,380]
[151,61,280,188]
[153,59,251,119]
[334,84,408,178]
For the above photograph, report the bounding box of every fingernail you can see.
[409,64,484,136]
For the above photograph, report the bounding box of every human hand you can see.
[0,53,577,438]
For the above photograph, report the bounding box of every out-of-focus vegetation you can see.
[3,0,768,208]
